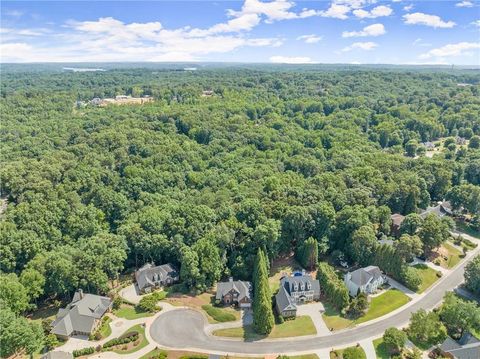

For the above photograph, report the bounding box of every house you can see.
[215,278,252,308]
[51,289,112,339]
[421,141,436,150]
[344,266,386,297]
[135,263,179,294]
[202,90,214,97]
[420,201,453,219]
[41,352,73,359]
[390,213,405,237]
[456,136,467,146]
[437,332,480,359]
[275,274,320,318]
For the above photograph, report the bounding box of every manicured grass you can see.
[114,304,154,320]
[112,324,149,354]
[356,289,410,324]
[289,355,319,359]
[140,348,167,359]
[322,302,354,331]
[98,316,112,339]
[213,315,316,340]
[440,243,462,269]
[201,304,237,322]
[373,338,389,359]
[412,264,441,293]
[330,346,366,359]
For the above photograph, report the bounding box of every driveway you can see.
[296,302,331,336]
[149,242,479,355]
[119,284,143,304]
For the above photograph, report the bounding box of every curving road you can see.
[150,245,479,355]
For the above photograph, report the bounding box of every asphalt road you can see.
[150,248,478,355]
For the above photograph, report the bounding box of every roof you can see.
[215,279,251,302]
[347,266,383,287]
[280,275,320,296]
[41,352,73,359]
[135,263,178,291]
[51,290,111,337]
[275,285,297,313]
[391,213,405,227]
[421,201,452,219]
[439,334,480,359]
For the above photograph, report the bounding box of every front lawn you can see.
[412,264,441,293]
[114,304,154,320]
[201,304,238,323]
[330,346,366,359]
[438,243,462,269]
[323,289,410,331]
[212,315,316,340]
[356,289,410,324]
[140,348,167,359]
[373,338,389,359]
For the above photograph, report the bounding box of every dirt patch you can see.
[165,291,215,309]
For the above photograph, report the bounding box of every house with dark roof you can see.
[215,278,252,308]
[421,201,453,219]
[135,263,179,294]
[51,289,112,339]
[390,213,405,237]
[275,274,320,318]
[437,332,480,359]
[344,266,386,297]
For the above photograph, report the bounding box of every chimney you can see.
[229,277,233,283]
[78,289,84,299]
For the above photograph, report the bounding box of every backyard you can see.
[268,255,303,294]
[212,315,316,340]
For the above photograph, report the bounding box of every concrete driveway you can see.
[296,302,331,336]
[119,284,143,304]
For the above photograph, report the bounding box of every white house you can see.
[344,266,386,297]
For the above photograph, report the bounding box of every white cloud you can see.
[473,20,480,27]
[412,38,431,47]
[342,41,378,51]
[334,0,377,9]
[353,5,393,18]
[270,55,316,63]
[3,10,23,17]
[456,1,474,8]
[342,23,385,37]
[319,3,351,19]
[296,34,323,43]
[420,42,480,59]
[403,4,414,11]
[403,12,456,28]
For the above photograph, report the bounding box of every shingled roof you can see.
[439,333,480,359]
[135,263,178,291]
[348,266,383,287]
[215,279,251,302]
[51,290,111,337]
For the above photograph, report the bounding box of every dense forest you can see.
[1,65,479,315]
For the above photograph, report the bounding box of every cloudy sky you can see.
[1,0,479,64]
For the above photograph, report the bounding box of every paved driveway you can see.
[119,284,143,304]
[150,243,479,355]
[296,302,331,336]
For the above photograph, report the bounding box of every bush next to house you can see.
[73,347,95,357]
[316,262,350,311]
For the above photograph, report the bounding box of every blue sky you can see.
[1,0,479,64]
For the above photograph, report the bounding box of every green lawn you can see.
[98,317,112,339]
[330,346,366,359]
[140,348,167,359]
[356,289,410,324]
[323,290,410,331]
[112,324,149,354]
[114,304,154,320]
[213,315,316,340]
[201,304,238,322]
[373,338,389,359]
[440,243,462,269]
[412,264,441,293]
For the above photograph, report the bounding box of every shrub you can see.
[436,272,443,278]
[138,291,165,313]
[342,347,366,359]
[102,332,139,348]
[277,315,284,324]
[112,295,123,310]
[73,347,95,357]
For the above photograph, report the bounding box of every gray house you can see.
[215,278,252,308]
[344,266,386,297]
[420,201,453,219]
[51,289,112,339]
[275,274,320,318]
[437,332,480,359]
[135,263,179,293]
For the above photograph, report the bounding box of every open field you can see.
[212,315,316,340]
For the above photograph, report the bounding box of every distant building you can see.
[215,278,252,308]
[275,274,320,318]
[344,266,386,297]
[421,141,436,150]
[89,97,103,106]
[437,332,480,359]
[184,67,197,71]
[202,90,214,97]
[51,289,112,339]
[456,136,467,146]
[390,213,405,237]
[135,263,179,294]
[420,201,453,219]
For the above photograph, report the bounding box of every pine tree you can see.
[252,248,274,335]
[297,237,318,270]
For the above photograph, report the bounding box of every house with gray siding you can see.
[135,263,179,293]
[344,266,386,297]
[275,274,320,318]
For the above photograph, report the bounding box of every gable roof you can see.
[347,266,383,287]
[281,275,320,296]
[275,285,297,313]
[421,201,453,219]
[439,334,480,359]
[51,290,111,337]
[216,279,251,302]
[135,263,178,291]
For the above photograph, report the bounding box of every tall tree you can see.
[252,248,274,335]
